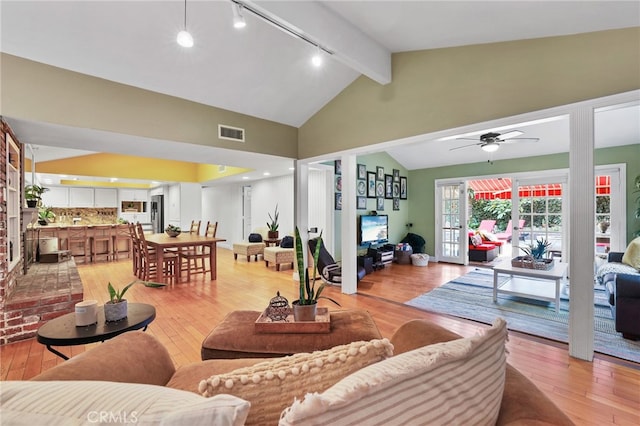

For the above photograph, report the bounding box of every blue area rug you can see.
[406,268,640,363]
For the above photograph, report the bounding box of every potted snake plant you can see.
[292,227,340,321]
[267,205,279,239]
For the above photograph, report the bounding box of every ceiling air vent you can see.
[219,124,245,142]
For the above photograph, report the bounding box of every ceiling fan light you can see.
[481,142,500,153]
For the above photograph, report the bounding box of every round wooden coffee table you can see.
[37,302,155,360]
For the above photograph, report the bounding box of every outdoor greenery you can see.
[469,197,563,232]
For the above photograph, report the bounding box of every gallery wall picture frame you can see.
[376,166,384,181]
[335,192,342,210]
[335,175,342,192]
[393,169,400,182]
[393,181,400,198]
[400,176,407,199]
[357,196,367,210]
[385,174,393,199]
[335,160,342,175]
[367,172,376,198]
[357,179,367,196]
[376,197,385,211]
[357,164,367,180]
[393,198,400,211]
[375,181,385,198]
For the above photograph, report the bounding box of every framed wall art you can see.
[376,166,384,181]
[357,164,367,180]
[393,198,400,211]
[367,172,376,198]
[400,176,407,199]
[357,179,367,196]
[393,181,400,198]
[385,174,393,199]
[393,168,400,182]
[376,197,385,211]
[335,175,342,192]
[335,192,342,210]
[357,196,367,210]
[335,160,342,175]
[376,180,385,198]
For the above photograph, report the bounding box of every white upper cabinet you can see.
[119,189,148,202]
[41,186,69,207]
[69,187,94,207]
[94,188,118,207]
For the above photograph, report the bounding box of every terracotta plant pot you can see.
[292,300,317,322]
[104,300,128,322]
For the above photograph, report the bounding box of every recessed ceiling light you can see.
[289,167,295,171]
[242,176,249,180]
[109,177,118,182]
[263,172,270,176]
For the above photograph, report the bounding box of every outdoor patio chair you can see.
[495,219,525,242]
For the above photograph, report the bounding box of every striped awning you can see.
[469,175,610,200]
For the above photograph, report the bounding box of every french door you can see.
[511,176,568,261]
[436,182,467,264]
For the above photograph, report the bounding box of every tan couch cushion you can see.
[622,237,640,270]
[199,339,393,426]
[280,318,507,426]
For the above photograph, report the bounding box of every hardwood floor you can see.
[2,248,639,425]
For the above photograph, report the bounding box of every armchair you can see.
[308,238,366,285]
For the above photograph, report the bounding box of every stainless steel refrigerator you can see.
[150,195,164,233]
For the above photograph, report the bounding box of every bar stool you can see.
[113,224,132,260]
[91,225,113,262]
[67,226,89,263]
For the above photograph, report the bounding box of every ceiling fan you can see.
[450,130,539,152]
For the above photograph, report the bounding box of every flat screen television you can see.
[359,214,388,245]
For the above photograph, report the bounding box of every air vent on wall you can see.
[218,124,245,142]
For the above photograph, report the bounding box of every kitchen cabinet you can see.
[69,187,94,207]
[94,188,118,207]
[41,186,69,207]
[119,189,148,202]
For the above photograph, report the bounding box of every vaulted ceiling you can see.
[2,1,639,186]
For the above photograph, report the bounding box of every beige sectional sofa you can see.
[3,318,573,425]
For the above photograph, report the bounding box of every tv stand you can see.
[367,244,394,268]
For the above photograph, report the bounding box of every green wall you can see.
[299,28,640,159]
[408,144,640,255]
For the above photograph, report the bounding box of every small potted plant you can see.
[24,184,48,208]
[104,280,165,322]
[38,206,56,225]
[165,224,181,237]
[267,205,279,239]
[516,237,553,269]
[292,227,340,321]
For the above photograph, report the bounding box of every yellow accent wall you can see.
[299,28,640,158]
[35,153,250,183]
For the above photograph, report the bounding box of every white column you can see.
[341,154,358,294]
[294,161,310,266]
[569,106,595,361]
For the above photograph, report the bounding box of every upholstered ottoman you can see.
[469,244,499,262]
[201,310,382,360]
[263,246,294,271]
[233,241,265,262]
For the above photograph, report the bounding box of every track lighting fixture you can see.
[311,45,322,67]
[177,0,194,48]
[232,3,246,29]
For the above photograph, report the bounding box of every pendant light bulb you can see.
[177,30,194,48]
[177,0,193,48]
[233,4,246,29]
[311,46,322,67]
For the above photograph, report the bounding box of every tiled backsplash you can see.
[50,208,118,225]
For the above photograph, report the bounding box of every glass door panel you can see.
[436,183,466,264]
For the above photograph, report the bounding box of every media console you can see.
[367,244,394,270]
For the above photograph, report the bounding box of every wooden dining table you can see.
[143,233,226,283]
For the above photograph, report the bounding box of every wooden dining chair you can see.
[136,222,178,284]
[189,220,201,235]
[128,223,142,278]
[179,221,218,281]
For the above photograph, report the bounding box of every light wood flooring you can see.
[1,248,639,425]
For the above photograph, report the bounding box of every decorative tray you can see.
[255,307,330,334]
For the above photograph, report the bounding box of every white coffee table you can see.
[493,261,568,312]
